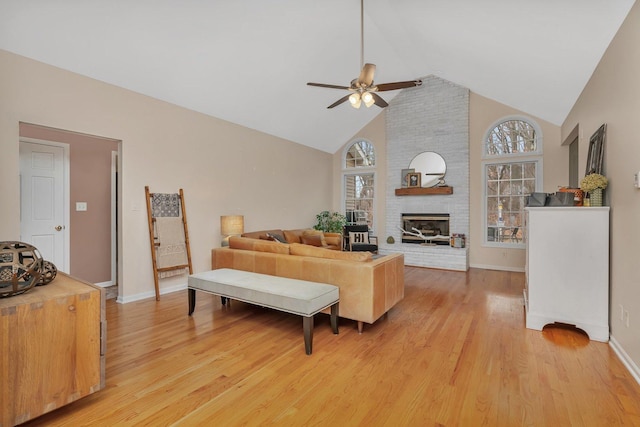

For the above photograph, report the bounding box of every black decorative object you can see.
[0,241,43,298]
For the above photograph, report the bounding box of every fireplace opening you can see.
[401,213,450,245]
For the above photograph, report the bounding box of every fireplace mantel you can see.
[395,186,453,196]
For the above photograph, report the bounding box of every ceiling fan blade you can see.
[327,94,352,109]
[375,80,422,92]
[371,92,388,108]
[307,82,351,90]
[357,63,376,87]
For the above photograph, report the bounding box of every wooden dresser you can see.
[0,273,105,426]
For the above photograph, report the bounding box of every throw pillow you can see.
[266,232,287,244]
[283,230,302,244]
[302,229,327,247]
[300,234,324,247]
[348,231,370,245]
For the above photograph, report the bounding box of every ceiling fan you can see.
[307,0,422,109]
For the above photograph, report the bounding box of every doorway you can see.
[19,123,121,293]
[19,140,70,271]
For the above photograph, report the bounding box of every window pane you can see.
[486,120,537,156]
[523,179,536,194]
[523,163,536,178]
[485,160,537,245]
[346,140,375,168]
[344,173,374,228]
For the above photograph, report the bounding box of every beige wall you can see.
[332,112,387,235]
[0,49,333,301]
[20,123,119,284]
[469,93,563,270]
[562,2,640,367]
[334,93,563,271]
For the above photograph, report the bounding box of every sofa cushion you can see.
[302,229,327,247]
[300,234,324,247]
[283,229,304,244]
[242,229,284,240]
[229,236,290,254]
[290,243,372,262]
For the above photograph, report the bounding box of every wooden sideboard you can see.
[0,273,105,426]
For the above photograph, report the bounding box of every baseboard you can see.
[94,280,115,288]
[610,335,640,386]
[469,263,525,273]
[116,282,187,304]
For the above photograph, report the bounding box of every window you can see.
[483,118,542,246]
[343,140,375,229]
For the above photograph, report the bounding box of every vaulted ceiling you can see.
[0,0,635,153]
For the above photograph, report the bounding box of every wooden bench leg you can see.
[357,321,364,334]
[331,303,339,335]
[303,315,314,355]
[188,289,196,315]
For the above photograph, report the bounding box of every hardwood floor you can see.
[25,267,640,426]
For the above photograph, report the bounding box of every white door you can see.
[20,141,67,270]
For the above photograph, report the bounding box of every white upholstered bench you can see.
[188,268,339,355]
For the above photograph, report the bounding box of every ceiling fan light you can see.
[349,93,362,108]
[362,91,374,107]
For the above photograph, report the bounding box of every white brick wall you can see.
[379,75,469,270]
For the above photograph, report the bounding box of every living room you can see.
[1,1,640,422]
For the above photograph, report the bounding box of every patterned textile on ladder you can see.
[151,193,180,217]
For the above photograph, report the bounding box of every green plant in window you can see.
[314,211,346,234]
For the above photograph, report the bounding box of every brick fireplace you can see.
[379,75,470,271]
[400,213,450,245]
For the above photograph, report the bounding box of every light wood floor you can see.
[26,267,640,426]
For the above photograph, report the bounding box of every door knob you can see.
[55,225,63,231]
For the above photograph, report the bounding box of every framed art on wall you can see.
[401,168,414,187]
[407,172,421,188]
[585,124,606,175]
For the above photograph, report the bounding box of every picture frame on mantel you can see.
[407,172,421,188]
[401,168,414,187]
[585,124,606,175]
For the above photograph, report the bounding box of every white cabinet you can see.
[524,207,609,342]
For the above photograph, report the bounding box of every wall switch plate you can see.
[76,202,87,211]
[635,172,640,188]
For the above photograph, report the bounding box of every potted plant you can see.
[313,211,346,233]
[580,173,608,207]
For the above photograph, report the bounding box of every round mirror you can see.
[408,152,446,187]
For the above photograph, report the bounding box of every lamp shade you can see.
[220,215,244,236]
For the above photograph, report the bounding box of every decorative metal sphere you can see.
[0,241,43,298]
[38,260,58,286]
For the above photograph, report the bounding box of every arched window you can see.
[343,140,375,229]
[483,117,543,246]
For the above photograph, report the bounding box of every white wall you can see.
[0,49,333,301]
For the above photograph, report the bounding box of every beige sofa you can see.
[211,235,404,333]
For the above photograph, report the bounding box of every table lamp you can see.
[220,215,244,246]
